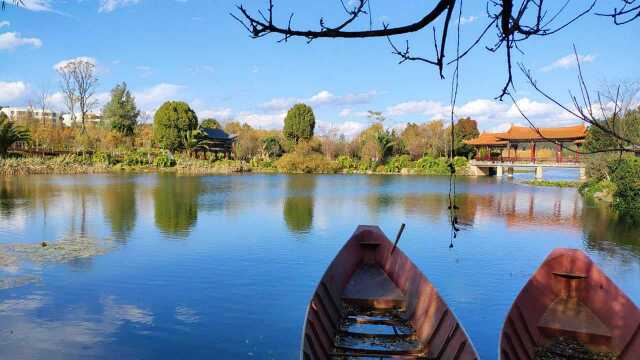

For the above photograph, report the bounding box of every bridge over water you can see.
[469,160,586,180]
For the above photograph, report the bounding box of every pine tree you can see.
[103,82,140,137]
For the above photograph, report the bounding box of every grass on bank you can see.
[522,180,582,188]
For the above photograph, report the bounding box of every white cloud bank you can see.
[134,83,185,111]
[384,97,578,132]
[260,90,377,111]
[98,0,140,13]
[541,53,596,72]
[20,0,53,12]
[0,81,28,103]
[0,32,42,50]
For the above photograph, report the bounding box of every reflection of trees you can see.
[101,180,137,242]
[0,177,35,218]
[154,175,201,238]
[283,175,315,234]
[582,204,640,260]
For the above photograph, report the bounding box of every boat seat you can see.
[342,265,407,309]
[538,297,612,339]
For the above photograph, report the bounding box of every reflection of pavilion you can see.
[465,124,587,179]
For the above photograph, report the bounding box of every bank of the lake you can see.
[0,153,473,176]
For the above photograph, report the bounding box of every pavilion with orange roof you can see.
[464,124,587,163]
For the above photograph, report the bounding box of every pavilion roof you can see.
[464,124,587,146]
[464,132,508,146]
[498,124,587,141]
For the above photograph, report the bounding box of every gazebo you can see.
[193,127,237,159]
[465,124,587,163]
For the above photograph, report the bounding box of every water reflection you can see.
[582,203,640,260]
[101,179,137,242]
[283,175,315,234]
[153,175,201,238]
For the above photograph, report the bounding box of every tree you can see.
[453,117,479,157]
[283,103,315,143]
[401,123,427,160]
[56,59,98,131]
[200,118,221,129]
[0,112,30,157]
[262,136,283,158]
[103,82,140,137]
[153,101,199,152]
[36,83,51,126]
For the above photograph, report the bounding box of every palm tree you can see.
[0,114,30,157]
[375,130,394,162]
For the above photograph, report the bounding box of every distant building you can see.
[0,107,63,127]
[62,112,103,127]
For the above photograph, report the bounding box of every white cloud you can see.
[237,111,286,129]
[0,32,42,50]
[541,53,596,72]
[259,90,377,112]
[384,97,582,131]
[0,81,28,103]
[386,100,450,118]
[0,21,10,28]
[53,56,97,71]
[134,83,185,111]
[98,0,140,13]
[317,120,367,138]
[198,108,233,120]
[20,0,53,12]
[339,108,352,117]
[459,16,477,25]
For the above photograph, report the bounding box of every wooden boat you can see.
[500,248,640,359]
[301,225,478,359]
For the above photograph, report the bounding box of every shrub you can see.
[154,152,176,168]
[276,150,338,173]
[610,157,640,211]
[358,158,373,172]
[336,155,358,171]
[385,155,412,173]
[415,156,449,175]
[92,151,115,165]
[123,150,152,166]
[153,101,198,152]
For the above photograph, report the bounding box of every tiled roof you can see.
[464,132,508,146]
[464,124,587,146]
[498,124,587,141]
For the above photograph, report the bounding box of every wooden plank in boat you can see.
[342,264,407,309]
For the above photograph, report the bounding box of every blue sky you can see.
[0,0,638,136]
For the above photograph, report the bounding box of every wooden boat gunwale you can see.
[300,225,478,359]
[498,247,640,360]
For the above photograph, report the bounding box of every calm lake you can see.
[0,172,639,359]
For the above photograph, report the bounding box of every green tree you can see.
[103,82,140,137]
[0,113,30,157]
[200,118,221,129]
[153,101,198,152]
[283,103,315,143]
[262,136,283,158]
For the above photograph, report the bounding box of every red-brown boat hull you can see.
[500,248,640,359]
[301,225,478,359]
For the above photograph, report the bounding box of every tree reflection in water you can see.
[153,175,201,238]
[101,179,137,242]
[582,203,640,261]
[283,175,315,234]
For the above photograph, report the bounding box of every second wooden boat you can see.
[500,248,640,359]
[301,225,478,359]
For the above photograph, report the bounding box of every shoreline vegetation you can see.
[0,151,472,176]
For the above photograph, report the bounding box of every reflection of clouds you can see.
[175,306,200,324]
[0,293,154,359]
[102,296,154,326]
[0,294,46,314]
